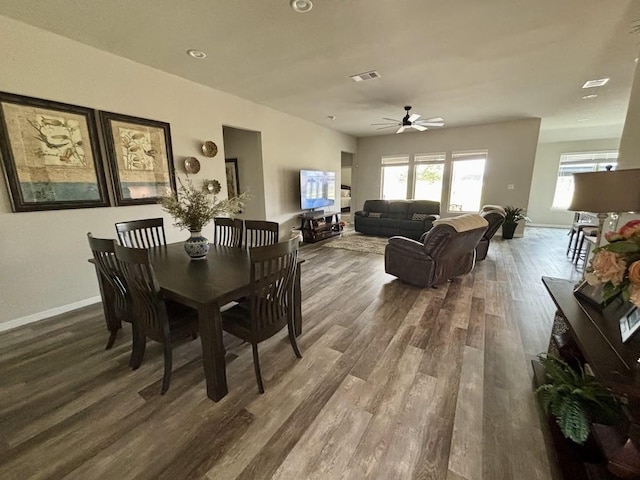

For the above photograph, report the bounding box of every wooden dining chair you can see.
[114,244,199,394]
[244,220,279,248]
[87,233,137,361]
[221,237,301,393]
[115,217,167,248]
[213,217,243,248]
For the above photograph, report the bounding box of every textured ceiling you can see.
[1,0,639,141]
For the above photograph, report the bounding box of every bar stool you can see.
[575,226,598,268]
[566,213,596,262]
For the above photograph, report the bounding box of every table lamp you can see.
[568,168,640,249]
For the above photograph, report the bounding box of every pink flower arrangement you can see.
[587,220,640,306]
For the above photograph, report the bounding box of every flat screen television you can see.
[300,169,336,211]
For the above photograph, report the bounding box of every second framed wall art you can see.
[100,111,176,206]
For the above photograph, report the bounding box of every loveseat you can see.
[354,200,440,240]
[384,213,488,288]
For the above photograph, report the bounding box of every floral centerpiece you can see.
[160,176,248,259]
[586,220,640,306]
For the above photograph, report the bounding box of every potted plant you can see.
[160,176,248,260]
[502,205,530,239]
[536,354,623,448]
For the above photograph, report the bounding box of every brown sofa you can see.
[476,205,506,261]
[354,200,440,240]
[384,213,488,287]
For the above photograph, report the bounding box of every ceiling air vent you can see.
[350,70,381,82]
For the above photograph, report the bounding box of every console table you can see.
[298,211,342,243]
[537,277,640,479]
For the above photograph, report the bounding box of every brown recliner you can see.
[476,205,506,261]
[384,214,489,288]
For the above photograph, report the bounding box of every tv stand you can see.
[298,211,342,243]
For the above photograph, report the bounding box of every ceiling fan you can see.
[372,105,445,134]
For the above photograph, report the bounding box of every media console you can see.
[298,211,342,243]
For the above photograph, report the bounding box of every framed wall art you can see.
[0,91,109,212]
[99,111,176,206]
[225,158,240,199]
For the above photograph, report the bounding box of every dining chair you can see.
[87,233,137,361]
[213,217,243,248]
[221,237,301,393]
[115,217,167,248]
[244,220,279,248]
[114,244,199,394]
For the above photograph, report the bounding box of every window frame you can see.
[448,151,487,213]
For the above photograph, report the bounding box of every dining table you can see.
[92,242,303,402]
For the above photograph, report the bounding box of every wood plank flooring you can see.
[0,227,580,479]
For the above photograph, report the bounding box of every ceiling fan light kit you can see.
[372,105,445,134]
[290,0,313,13]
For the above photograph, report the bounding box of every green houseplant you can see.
[160,176,248,259]
[502,205,529,239]
[536,354,623,445]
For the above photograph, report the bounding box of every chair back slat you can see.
[87,233,128,317]
[115,218,167,248]
[114,244,169,343]
[213,217,243,248]
[245,220,279,248]
[249,238,298,336]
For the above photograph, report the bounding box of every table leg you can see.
[198,303,228,401]
[294,264,302,337]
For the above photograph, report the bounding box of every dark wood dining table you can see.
[92,242,303,402]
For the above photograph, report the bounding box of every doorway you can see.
[341,151,354,221]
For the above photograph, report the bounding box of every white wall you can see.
[0,16,355,326]
[527,138,621,227]
[354,119,541,229]
[619,59,640,169]
[222,126,266,221]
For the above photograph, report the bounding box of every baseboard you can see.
[0,296,102,333]
[529,224,570,229]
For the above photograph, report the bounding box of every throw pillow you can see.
[411,213,430,221]
[369,212,382,218]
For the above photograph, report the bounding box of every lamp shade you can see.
[568,168,640,213]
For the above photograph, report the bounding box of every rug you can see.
[322,232,388,255]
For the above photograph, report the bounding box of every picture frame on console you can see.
[99,111,175,206]
[0,91,109,212]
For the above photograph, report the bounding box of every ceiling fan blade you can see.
[412,124,428,131]
[396,126,406,134]
[375,126,396,130]
[422,117,444,123]
[417,122,445,127]
[371,122,399,126]
[408,113,420,122]
[382,117,400,122]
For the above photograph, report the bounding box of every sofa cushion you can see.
[388,201,410,219]
[407,200,440,217]
[363,200,390,214]
[369,212,382,218]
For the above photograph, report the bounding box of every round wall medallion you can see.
[184,157,201,174]
[201,141,218,157]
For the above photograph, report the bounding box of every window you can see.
[552,152,618,209]
[381,155,409,200]
[414,154,445,201]
[449,151,487,212]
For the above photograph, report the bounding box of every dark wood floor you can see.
[0,227,580,480]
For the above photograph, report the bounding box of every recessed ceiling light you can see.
[582,78,609,88]
[187,49,207,59]
[290,0,313,13]
[582,94,598,99]
[327,115,336,120]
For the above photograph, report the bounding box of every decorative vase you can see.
[502,222,518,239]
[184,230,209,260]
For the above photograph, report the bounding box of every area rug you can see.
[323,232,388,255]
